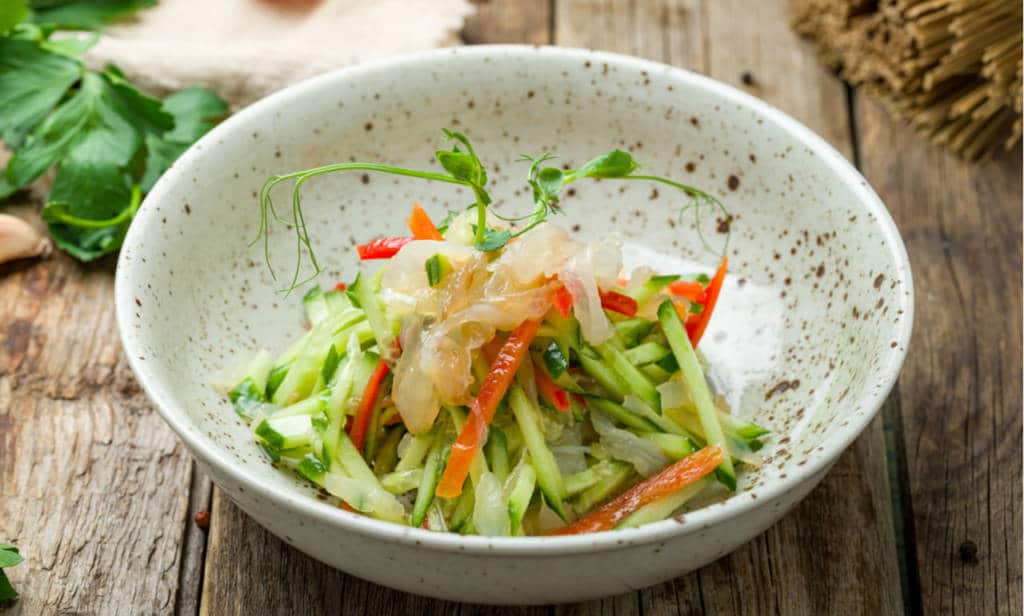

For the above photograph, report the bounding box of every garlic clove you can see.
[0,214,52,264]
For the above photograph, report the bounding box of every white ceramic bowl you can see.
[115,46,913,604]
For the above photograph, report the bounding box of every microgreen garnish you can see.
[256,129,730,292]
[470,225,512,252]
[255,130,496,290]
[434,209,462,234]
[518,148,731,254]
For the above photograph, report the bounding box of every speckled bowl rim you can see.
[116,45,914,556]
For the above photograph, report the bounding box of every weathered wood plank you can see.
[463,0,552,46]
[200,490,350,616]
[0,243,197,615]
[175,468,213,616]
[856,96,1023,616]
[554,1,904,614]
[201,491,551,615]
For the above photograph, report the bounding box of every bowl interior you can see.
[117,47,912,540]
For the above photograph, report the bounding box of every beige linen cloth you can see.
[84,0,475,108]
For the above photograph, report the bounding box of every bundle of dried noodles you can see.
[792,0,1022,159]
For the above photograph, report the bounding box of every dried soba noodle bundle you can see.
[792,0,1022,159]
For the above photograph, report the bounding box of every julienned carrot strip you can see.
[535,363,570,412]
[599,289,638,317]
[667,280,706,303]
[436,319,541,498]
[548,445,724,535]
[686,257,727,346]
[349,359,390,453]
[356,237,413,259]
[551,285,573,318]
[334,282,348,292]
[406,203,444,241]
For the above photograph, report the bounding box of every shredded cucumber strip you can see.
[657,301,735,490]
[230,250,766,535]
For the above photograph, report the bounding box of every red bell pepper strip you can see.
[348,358,390,453]
[685,257,727,346]
[406,203,444,241]
[548,445,724,535]
[551,285,574,318]
[666,280,706,303]
[535,363,570,412]
[599,289,639,317]
[436,319,541,498]
[356,237,413,260]
[334,282,348,292]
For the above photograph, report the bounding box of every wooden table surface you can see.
[2,1,1020,614]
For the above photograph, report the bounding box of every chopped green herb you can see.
[229,377,267,420]
[296,452,327,482]
[542,341,569,378]
[321,344,342,384]
[424,253,453,287]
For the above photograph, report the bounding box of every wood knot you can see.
[958,540,979,565]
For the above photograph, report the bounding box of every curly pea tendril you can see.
[253,129,730,294]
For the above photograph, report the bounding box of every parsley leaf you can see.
[0,543,23,602]
[39,31,99,57]
[0,1,29,34]
[28,0,156,30]
[0,545,21,570]
[8,70,171,189]
[0,37,81,155]
[141,86,227,190]
[41,161,136,260]
[4,67,174,260]
[0,1,226,263]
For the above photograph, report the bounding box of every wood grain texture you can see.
[176,468,213,616]
[554,1,904,614]
[462,0,552,45]
[201,490,550,616]
[856,96,1023,616]
[0,244,196,615]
